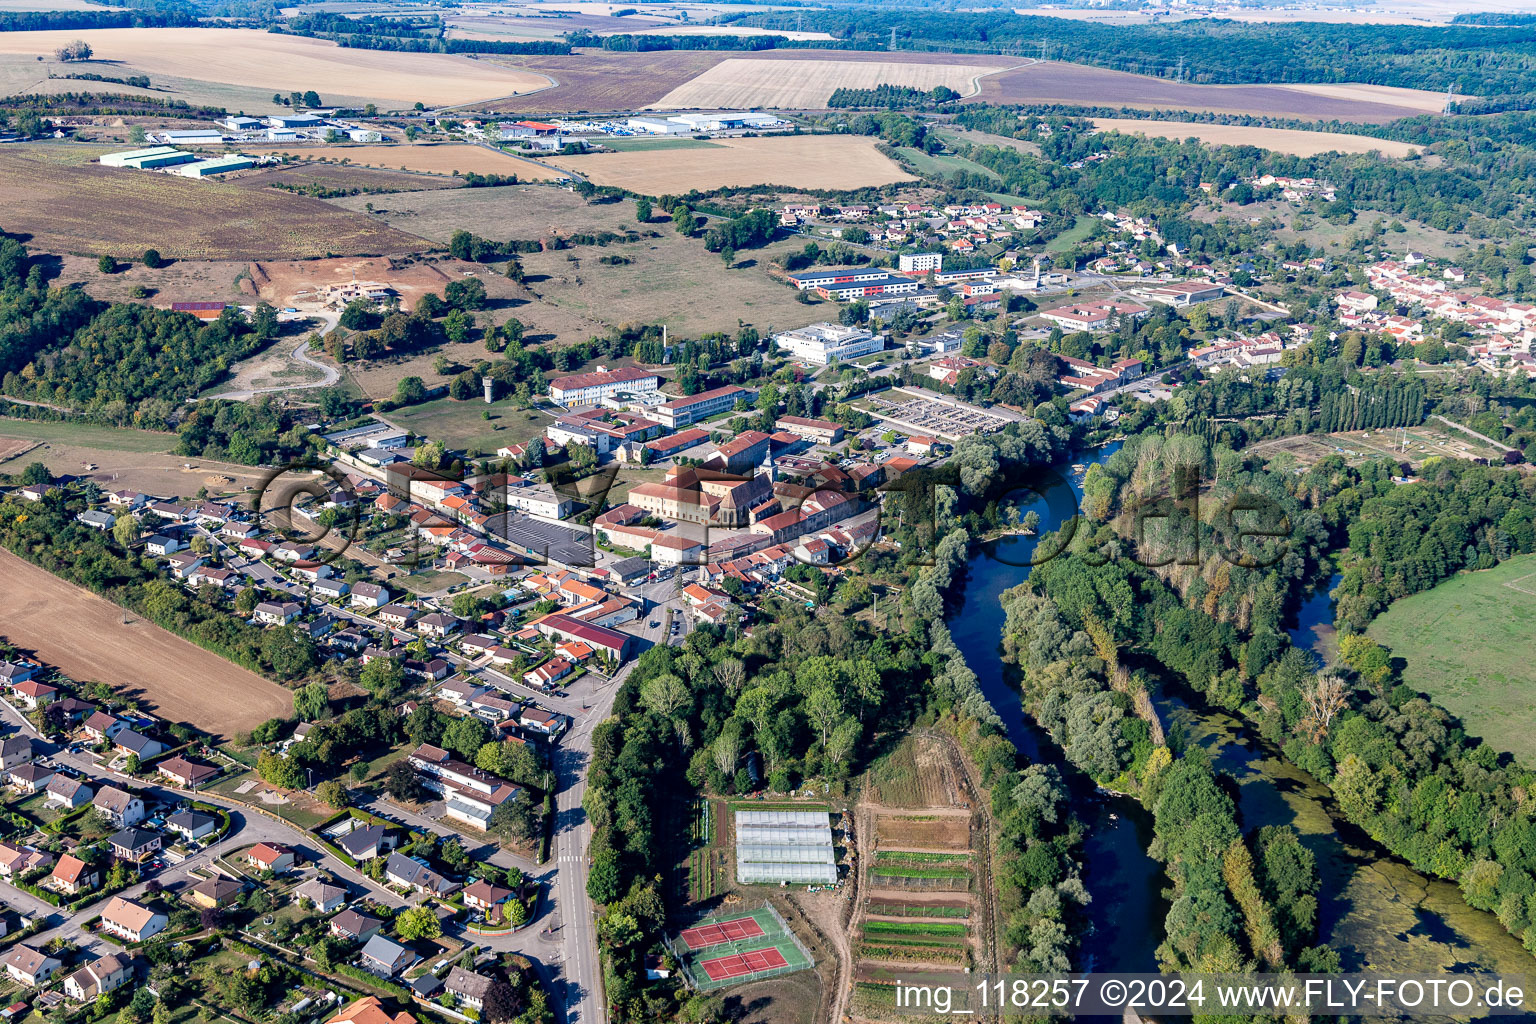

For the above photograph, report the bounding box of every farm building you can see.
[99,147,195,170]
[158,129,224,145]
[626,116,691,135]
[665,111,779,131]
[174,155,256,178]
[269,114,323,129]
[734,809,836,885]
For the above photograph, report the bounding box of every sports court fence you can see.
[665,900,815,991]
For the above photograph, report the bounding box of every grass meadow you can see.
[1368,554,1536,762]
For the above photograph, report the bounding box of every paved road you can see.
[544,664,626,1024]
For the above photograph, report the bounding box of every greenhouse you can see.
[734,809,837,884]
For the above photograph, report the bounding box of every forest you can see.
[1011,430,1536,961]
[0,233,271,413]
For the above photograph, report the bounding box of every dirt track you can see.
[0,549,291,738]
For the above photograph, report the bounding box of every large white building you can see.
[772,323,884,365]
[548,367,661,406]
[653,385,754,429]
[899,252,943,274]
[625,117,690,135]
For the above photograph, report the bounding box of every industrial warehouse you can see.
[99,146,256,178]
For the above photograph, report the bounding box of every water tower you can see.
[482,376,495,404]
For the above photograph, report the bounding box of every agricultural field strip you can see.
[648,56,1013,110]
[1091,118,1421,158]
[0,28,550,107]
[546,135,913,193]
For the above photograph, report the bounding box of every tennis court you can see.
[699,947,788,981]
[668,901,816,991]
[679,915,766,951]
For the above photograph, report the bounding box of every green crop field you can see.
[0,418,176,453]
[893,147,1001,182]
[1368,554,1536,762]
[1046,214,1099,253]
[387,400,552,457]
[870,864,972,880]
[864,920,968,937]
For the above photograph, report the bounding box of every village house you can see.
[189,878,242,909]
[253,601,302,626]
[48,855,98,896]
[0,737,34,771]
[165,810,218,841]
[334,823,394,862]
[518,706,566,737]
[245,842,296,874]
[113,730,164,762]
[7,763,54,796]
[359,934,417,977]
[157,755,219,790]
[294,879,348,913]
[0,842,51,878]
[100,896,167,943]
[378,604,416,628]
[445,968,494,1011]
[82,712,125,743]
[9,678,57,710]
[326,996,415,1024]
[93,787,145,828]
[108,828,161,864]
[383,852,458,897]
[329,908,382,943]
[62,953,135,1002]
[326,996,416,1024]
[2,944,61,987]
[44,775,92,811]
[462,878,513,916]
[523,658,573,689]
[350,582,391,609]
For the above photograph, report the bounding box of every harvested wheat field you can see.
[0,144,427,260]
[549,135,912,192]
[260,143,566,179]
[0,549,291,738]
[1093,119,1421,157]
[0,28,550,109]
[648,56,1007,110]
[979,60,1447,123]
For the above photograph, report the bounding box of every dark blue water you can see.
[948,442,1167,973]
[1286,571,1343,668]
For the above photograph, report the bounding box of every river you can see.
[948,445,1533,987]
[948,440,1168,973]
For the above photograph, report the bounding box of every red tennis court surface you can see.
[679,915,765,950]
[699,946,789,981]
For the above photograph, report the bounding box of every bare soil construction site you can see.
[248,256,456,312]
